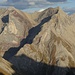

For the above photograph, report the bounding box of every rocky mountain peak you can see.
[0,7,34,57]
[8,6,16,11]
[36,7,67,23]
[0,7,75,75]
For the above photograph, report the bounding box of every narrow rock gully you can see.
[3,16,51,60]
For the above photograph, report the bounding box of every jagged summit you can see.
[0,7,34,57]
[8,6,16,10]
[0,7,75,75]
[35,7,67,23]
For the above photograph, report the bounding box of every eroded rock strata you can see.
[0,7,75,75]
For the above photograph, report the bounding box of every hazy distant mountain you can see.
[7,0,20,3]
[47,0,67,2]
[7,0,26,2]
[0,0,47,9]
[7,0,46,3]
[7,0,67,3]
[0,0,67,10]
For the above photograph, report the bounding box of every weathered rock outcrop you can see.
[0,7,35,57]
[0,57,19,75]
[0,7,75,75]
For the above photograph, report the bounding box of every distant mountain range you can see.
[7,0,67,3]
[47,0,67,2]
[0,0,67,10]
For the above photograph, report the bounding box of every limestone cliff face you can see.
[0,57,19,75]
[0,7,75,75]
[6,7,75,75]
[0,7,34,56]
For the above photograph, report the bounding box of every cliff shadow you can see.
[0,15,9,34]
[2,14,9,23]
[9,54,75,75]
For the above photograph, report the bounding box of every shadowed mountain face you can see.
[0,55,75,75]
[0,7,75,75]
